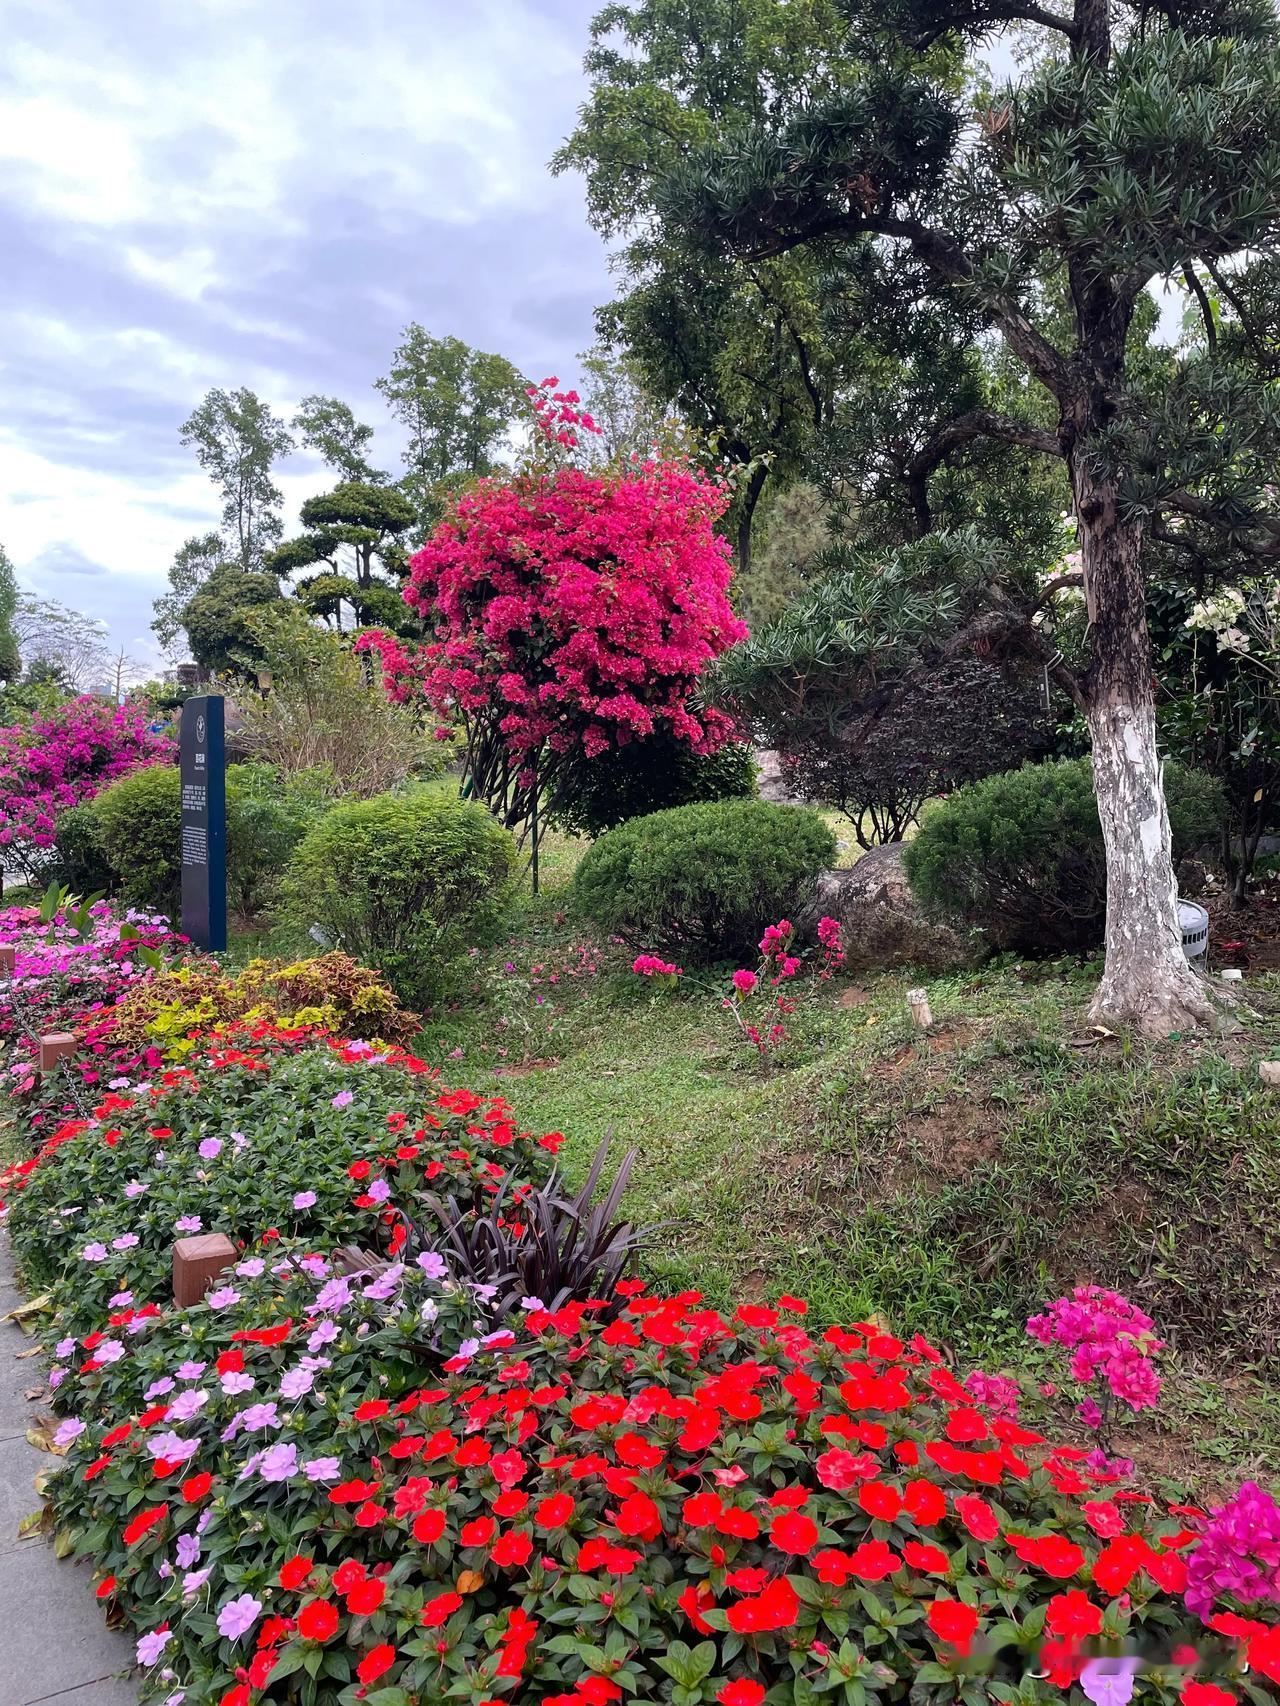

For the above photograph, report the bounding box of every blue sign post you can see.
[180,694,227,952]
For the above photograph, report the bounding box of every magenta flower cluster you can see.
[0,697,173,873]
[631,954,682,981]
[1026,1285,1163,1423]
[1185,1480,1280,1621]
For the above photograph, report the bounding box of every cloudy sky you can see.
[0,0,611,670]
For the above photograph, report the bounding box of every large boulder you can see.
[800,841,982,973]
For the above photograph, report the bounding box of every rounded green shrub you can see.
[278,787,517,1002]
[47,803,115,897]
[91,763,325,919]
[571,797,836,963]
[549,732,757,839]
[903,755,1223,954]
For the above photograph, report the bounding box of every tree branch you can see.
[903,408,1061,535]
[1181,264,1216,350]
[1159,489,1280,557]
[751,213,1075,400]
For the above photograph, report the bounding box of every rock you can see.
[754,748,806,805]
[800,842,982,974]
[1261,1060,1280,1089]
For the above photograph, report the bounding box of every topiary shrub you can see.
[278,788,517,1002]
[904,756,1223,954]
[90,762,327,920]
[571,797,836,963]
[550,731,757,838]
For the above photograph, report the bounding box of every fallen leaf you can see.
[17,1510,47,1540]
[25,1423,65,1456]
[23,1387,43,1401]
[455,1570,485,1595]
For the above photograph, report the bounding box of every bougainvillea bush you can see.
[358,383,748,833]
[40,1271,1280,1706]
[2,1035,560,1339]
[0,696,174,880]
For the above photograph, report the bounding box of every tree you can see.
[555,1,857,571]
[180,567,289,675]
[358,384,746,853]
[660,0,1280,1033]
[13,594,113,691]
[0,545,21,682]
[153,531,229,656]
[266,481,416,632]
[292,394,381,484]
[374,326,525,535]
[179,388,294,570]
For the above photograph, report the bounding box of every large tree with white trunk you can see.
[654,0,1280,1034]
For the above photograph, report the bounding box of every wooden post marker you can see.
[907,988,934,1030]
[173,1233,237,1307]
[0,944,15,978]
[38,1033,78,1071]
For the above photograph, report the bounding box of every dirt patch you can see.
[492,1057,560,1077]
[900,1097,1002,1183]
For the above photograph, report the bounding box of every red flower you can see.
[858,1481,903,1523]
[346,1578,385,1616]
[614,1492,663,1541]
[353,1398,390,1422]
[412,1507,447,1544]
[725,1577,800,1633]
[927,1598,980,1655]
[422,1591,463,1628]
[357,1644,396,1684]
[848,1540,902,1582]
[536,1492,576,1529]
[953,1493,999,1542]
[903,1479,946,1526]
[96,1575,117,1600]
[816,1447,873,1492]
[678,1580,716,1633]
[770,1510,818,1555]
[718,1683,766,1706]
[902,1541,951,1574]
[492,1528,533,1568]
[279,1555,313,1590]
[122,1505,168,1546]
[461,1516,496,1547]
[1181,1687,1235,1706]
[1044,1590,1104,1643]
[297,1600,339,1643]
[180,1472,213,1504]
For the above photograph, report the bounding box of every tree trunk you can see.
[1077,477,1223,1036]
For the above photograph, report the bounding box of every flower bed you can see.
[1,913,1278,1704]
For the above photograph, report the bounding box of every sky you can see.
[0,0,611,672]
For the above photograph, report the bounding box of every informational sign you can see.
[180,693,227,951]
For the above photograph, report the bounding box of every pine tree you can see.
[661,0,1280,1033]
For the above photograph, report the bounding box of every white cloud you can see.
[0,0,610,660]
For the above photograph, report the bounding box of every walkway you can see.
[0,1240,139,1706]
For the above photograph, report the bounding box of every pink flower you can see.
[731,969,757,995]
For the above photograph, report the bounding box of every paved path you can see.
[0,1241,139,1706]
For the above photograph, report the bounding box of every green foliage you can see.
[571,797,836,962]
[279,788,518,1003]
[905,757,1223,954]
[90,762,323,920]
[235,607,438,796]
[266,480,416,634]
[292,392,380,483]
[374,323,526,536]
[0,542,21,682]
[47,803,114,897]
[180,566,288,673]
[549,732,757,839]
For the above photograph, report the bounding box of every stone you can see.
[753,748,806,806]
[1260,1060,1280,1089]
[172,1233,237,1307]
[800,843,981,974]
[37,1034,77,1073]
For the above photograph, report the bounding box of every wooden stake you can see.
[907,988,933,1030]
[173,1233,237,1307]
